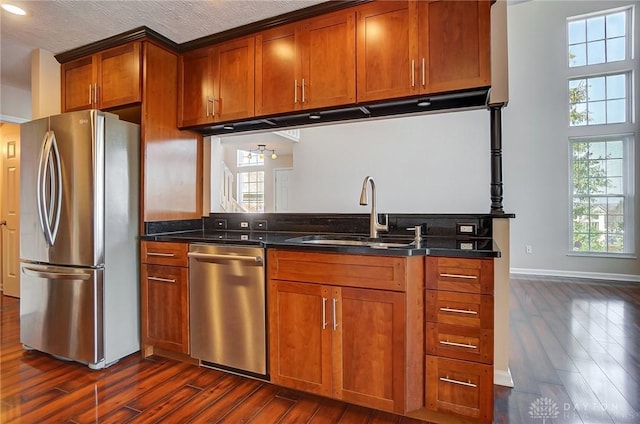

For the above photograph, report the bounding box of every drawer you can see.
[426,290,493,328]
[425,355,493,422]
[268,249,419,292]
[426,323,493,364]
[141,241,188,267]
[426,257,493,294]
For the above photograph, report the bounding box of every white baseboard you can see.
[494,368,514,387]
[510,268,640,283]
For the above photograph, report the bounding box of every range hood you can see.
[194,87,490,136]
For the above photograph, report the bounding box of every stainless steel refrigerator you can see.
[19,110,140,369]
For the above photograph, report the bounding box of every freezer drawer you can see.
[20,263,103,366]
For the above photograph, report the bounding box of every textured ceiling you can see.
[0,0,325,92]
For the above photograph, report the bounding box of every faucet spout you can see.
[359,176,388,238]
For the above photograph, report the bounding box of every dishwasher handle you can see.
[187,251,263,264]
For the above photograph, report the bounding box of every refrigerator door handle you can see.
[36,131,62,247]
[22,265,93,281]
[49,132,63,244]
[36,131,54,246]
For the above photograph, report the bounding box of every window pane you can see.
[606,74,625,99]
[606,159,623,177]
[570,103,587,126]
[568,19,586,43]
[573,141,588,160]
[569,44,586,67]
[607,197,624,214]
[587,40,605,64]
[606,99,625,123]
[587,16,605,41]
[589,142,606,159]
[607,177,623,195]
[607,140,623,159]
[606,37,625,62]
[606,12,625,38]
[587,101,605,125]
[587,77,605,101]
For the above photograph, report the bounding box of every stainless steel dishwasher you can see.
[188,243,267,378]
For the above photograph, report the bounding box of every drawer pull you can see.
[147,276,176,283]
[439,307,478,315]
[440,273,477,280]
[147,252,176,257]
[440,340,477,349]
[440,377,477,388]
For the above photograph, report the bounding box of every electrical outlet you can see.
[525,245,533,254]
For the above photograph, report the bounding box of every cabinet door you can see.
[356,1,417,102]
[300,10,356,109]
[255,23,300,116]
[269,280,332,397]
[334,287,406,413]
[419,0,490,93]
[98,42,141,109]
[61,56,96,112]
[178,47,213,127]
[141,264,189,354]
[215,36,255,122]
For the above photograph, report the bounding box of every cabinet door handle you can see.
[206,96,215,117]
[147,252,176,257]
[421,58,426,86]
[440,340,477,349]
[411,59,415,87]
[301,78,306,103]
[294,80,298,104]
[440,377,477,388]
[93,83,98,104]
[332,298,338,330]
[88,84,92,105]
[439,307,478,315]
[439,273,477,280]
[322,297,328,329]
[147,276,176,283]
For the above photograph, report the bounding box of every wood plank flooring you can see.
[1,275,639,423]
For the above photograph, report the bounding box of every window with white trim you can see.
[236,150,265,212]
[567,6,635,255]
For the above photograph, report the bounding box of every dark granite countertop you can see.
[140,230,500,258]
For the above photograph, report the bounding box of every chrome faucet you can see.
[359,176,388,238]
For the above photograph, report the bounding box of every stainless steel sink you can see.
[285,235,413,249]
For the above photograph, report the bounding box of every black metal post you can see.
[490,105,504,214]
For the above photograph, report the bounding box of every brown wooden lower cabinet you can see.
[267,249,424,415]
[140,241,190,356]
[425,256,494,423]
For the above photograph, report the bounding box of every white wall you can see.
[290,109,491,213]
[503,0,640,280]
[0,84,31,122]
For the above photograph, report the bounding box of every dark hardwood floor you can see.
[1,276,639,423]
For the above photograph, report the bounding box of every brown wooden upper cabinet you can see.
[62,42,142,112]
[255,9,356,116]
[178,36,255,127]
[357,0,490,103]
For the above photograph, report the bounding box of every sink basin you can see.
[285,235,413,249]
